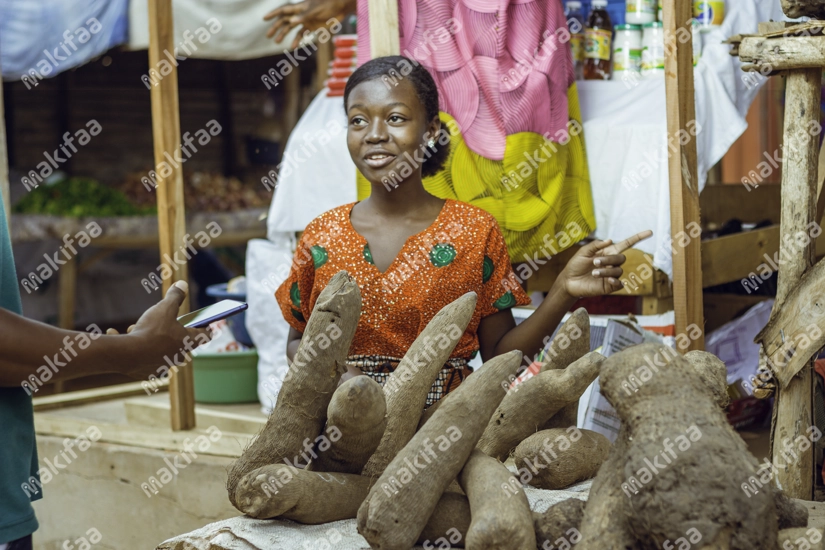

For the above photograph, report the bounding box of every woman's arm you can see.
[264,0,357,50]
[479,232,652,364]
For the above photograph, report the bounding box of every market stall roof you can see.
[0,0,299,82]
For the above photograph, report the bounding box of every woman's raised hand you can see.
[264,0,354,50]
[560,230,653,299]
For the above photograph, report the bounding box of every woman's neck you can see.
[366,175,439,216]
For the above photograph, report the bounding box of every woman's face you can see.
[346,77,437,187]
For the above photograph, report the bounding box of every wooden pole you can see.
[148,0,196,431]
[661,0,704,350]
[0,72,10,222]
[367,0,400,57]
[770,68,820,500]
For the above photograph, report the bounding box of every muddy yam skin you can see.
[357,350,522,550]
[227,271,361,507]
[513,429,610,490]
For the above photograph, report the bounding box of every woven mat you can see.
[156,481,591,550]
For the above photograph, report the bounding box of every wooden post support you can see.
[148,0,196,431]
[661,0,704,350]
[367,0,400,57]
[0,73,10,222]
[770,68,820,500]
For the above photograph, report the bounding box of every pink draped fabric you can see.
[356,0,575,160]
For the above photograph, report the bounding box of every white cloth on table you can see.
[157,482,591,550]
[580,0,786,278]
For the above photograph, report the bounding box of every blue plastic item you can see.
[205,283,254,347]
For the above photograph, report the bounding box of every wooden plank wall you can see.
[4,51,314,189]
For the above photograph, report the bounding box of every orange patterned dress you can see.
[275,199,531,404]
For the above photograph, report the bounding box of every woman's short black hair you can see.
[344,56,450,178]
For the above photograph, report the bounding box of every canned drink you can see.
[694,1,724,29]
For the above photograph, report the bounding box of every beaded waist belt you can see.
[346,354,471,406]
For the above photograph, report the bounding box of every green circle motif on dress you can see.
[429,243,457,267]
[291,308,305,323]
[290,282,301,307]
[364,244,374,265]
[310,245,328,269]
[482,256,494,283]
[493,291,517,310]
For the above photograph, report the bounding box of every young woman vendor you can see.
[276,57,651,405]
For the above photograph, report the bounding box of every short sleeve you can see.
[478,222,532,317]
[275,234,315,332]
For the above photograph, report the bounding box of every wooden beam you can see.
[124,398,265,434]
[662,0,704,350]
[700,183,781,226]
[740,36,825,72]
[0,74,10,222]
[769,67,820,500]
[33,380,169,412]
[367,0,400,57]
[148,0,196,431]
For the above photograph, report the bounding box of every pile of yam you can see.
[226,274,804,549]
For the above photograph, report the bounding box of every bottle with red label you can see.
[584,0,613,80]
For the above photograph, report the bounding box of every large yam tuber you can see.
[540,308,591,431]
[577,343,781,550]
[684,350,730,408]
[234,464,373,523]
[226,271,361,507]
[533,498,586,550]
[357,350,522,550]
[417,492,471,548]
[457,449,535,549]
[513,428,610,490]
[477,352,605,461]
[362,292,477,478]
[309,375,387,474]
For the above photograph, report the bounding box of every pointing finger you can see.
[601,230,653,255]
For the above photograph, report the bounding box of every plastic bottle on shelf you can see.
[626,0,656,25]
[612,24,642,83]
[565,1,586,80]
[658,0,663,21]
[692,19,702,65]
[584,0,613,81]
[694,0,725,31]
[641,21,665,77]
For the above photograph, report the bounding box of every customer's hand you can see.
[264,0,353,50]
[119,281,211,378]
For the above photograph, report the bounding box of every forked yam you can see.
[457,449,535,549]
[540,309,591,430]
[513,429,610,490]
[309,375,387,474]
[362,292,478,478]
[226,271,361,507]
[234,464,372,523]
[357,350,522,550]
[477,352,605,461]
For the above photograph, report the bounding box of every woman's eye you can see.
[351,117,367,126]
[389,115,405,123]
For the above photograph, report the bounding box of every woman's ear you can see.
[427,115,442,144]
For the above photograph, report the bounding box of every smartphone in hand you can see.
[177,299,248,328]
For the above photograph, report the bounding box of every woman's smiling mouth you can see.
[364,152,397,169]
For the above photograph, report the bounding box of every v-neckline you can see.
[347,200,451,276]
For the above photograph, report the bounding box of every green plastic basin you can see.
[192,350,259,404]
